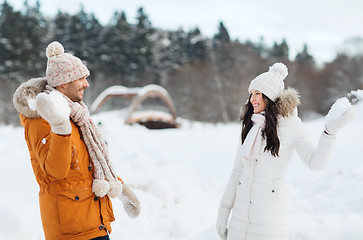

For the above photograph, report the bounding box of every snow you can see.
[27,98,36,111]
[47,91,71,118]
[128,110,174,122]
[1,95,363,240]
[90,84,172,113]
[349,89,363,102]
[137,84,170,98]
[90,85,136,113]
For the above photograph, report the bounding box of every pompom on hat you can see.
[248,62,288,101]
[46,41,90,87]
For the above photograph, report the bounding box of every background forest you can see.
[1,1,363,124]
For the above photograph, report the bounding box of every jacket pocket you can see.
[272,179,287,194]
[271,179,288,203]
[56,188,101,234]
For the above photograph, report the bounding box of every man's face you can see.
[57,76,89,102]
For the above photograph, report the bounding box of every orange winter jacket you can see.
[20,114,115,240]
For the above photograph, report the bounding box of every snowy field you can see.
[0,92,362,240]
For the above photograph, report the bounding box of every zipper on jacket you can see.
[245,159,257,239]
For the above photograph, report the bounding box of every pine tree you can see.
[0,0,48,77]
[295,43,315,66]
[132,7,154,71]
[269,38,289,60]
[185,27,209,62]
[52,11,73,47]
[245,36,268,57]
[0,1,27,77]
[98,11,132,81]
[213,21,230,46]
[165,28,188,69]
[129,7,156,85]
[22,0,49,76]
[53,6,102,71]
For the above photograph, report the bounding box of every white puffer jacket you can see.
[220,89,336,240]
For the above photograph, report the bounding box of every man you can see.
[13,41,140,240]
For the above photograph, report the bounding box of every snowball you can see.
[48,91,71,117]
[27,98,36,111]
[349,89,363,101]
[326,97,351,122]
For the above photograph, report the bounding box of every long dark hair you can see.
[240,93,280,157]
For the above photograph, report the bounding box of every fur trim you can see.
[107,180,123,198]
[92,179,110,198]
[275,87,301,117]
[119,184,140,218]
[13,77,47,118]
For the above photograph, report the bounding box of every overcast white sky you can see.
[5,0,363,64]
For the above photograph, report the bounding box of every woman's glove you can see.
[35,91,71,135]
[325,97,356,135]
[118,184,140,218]
[216,206,230,240]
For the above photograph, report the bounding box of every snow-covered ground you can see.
[1,92,362,240]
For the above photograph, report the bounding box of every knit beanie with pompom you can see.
[46,41,90,87]
[248,62,288,101]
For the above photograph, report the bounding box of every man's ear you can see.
[55,83,67,92]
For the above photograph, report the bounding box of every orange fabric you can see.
[21,114,115,240]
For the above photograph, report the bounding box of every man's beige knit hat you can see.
[46,41,90,87]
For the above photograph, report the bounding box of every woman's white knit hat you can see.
[46,41,90,87]
[248,62,288,101]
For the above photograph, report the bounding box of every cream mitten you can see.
[216,206,230,240]
[118,184,140,218]
[35,91,72,135]
[325,97,356,135]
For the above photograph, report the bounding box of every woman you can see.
[216,62,356,240]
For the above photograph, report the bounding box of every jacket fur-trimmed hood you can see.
[275,87,301,117]
[13,77,48,119]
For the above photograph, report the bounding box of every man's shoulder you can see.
[25,116,49,126]
[24,116,51,136]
